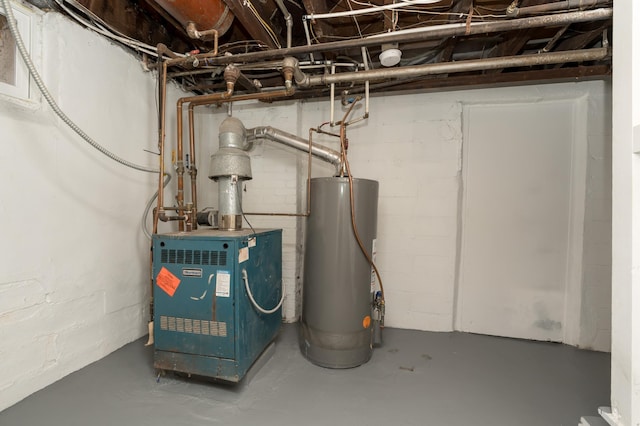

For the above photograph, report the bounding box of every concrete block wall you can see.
[0,11,183,411]
[303,84,611,340]
[214,81,612,344]
[303,98,463,331]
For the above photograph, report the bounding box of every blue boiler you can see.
[152,228,282,382]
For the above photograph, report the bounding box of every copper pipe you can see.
[163,86,296,233]
[176,97,186,231]
[180,86,293,108]
[162,33,220,69]
[187,104,198,228]
[155,54,297,236]
[174,65,238,231]
[154,60,169,234]
[185,23,219,45]
[157,43,179,59]
[338,98,385,303]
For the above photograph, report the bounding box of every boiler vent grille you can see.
[159,316,228,337]
[160,249,227,266]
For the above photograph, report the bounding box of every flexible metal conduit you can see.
[0,0,159,174]
[1,0,169,242]
[246,127,342,167]
[300,47,609,86]
[191,8,611,65]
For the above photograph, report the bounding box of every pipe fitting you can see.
[282,57,295,88]
[506,0,519,18]
[224,64,241,83]
[185,22,200,39]
[223,64,240,96]
[282,57,310,88]
[185,22,219,41]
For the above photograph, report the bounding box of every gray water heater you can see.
[300,177,379,368]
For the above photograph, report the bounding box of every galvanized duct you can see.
[246,127,341,167]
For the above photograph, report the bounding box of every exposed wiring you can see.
[242,269,284,314]
[307,8,508,42]
[345,0,508,19]
[244,0,282,48]
[346,0,364,39]
[305,0,445,20]
[53,0,170,58]
[218,40,270,55]
[1,0,170,242]
[1,0,160,173]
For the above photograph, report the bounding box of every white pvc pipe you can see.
[304,0,442,20]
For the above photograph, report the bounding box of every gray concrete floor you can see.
[0,324,609,426]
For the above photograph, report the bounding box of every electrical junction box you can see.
[152,228,282,382]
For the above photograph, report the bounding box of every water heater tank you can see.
[300,177,379,368]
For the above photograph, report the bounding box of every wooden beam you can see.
[552,21,610,68]
[437,0,474,63]
[485,29,531,74]
[301,0,334,43]
[554,23,610,52]
[222,0,282,48]
[75,0,191,52]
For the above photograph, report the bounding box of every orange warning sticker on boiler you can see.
[156,266,181,297]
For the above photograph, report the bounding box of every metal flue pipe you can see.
[246,126,342,167]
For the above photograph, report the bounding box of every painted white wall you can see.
[606,0,640,424]
[0,11,182,411]
[457,100,582,343]
[197,81,611,348]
